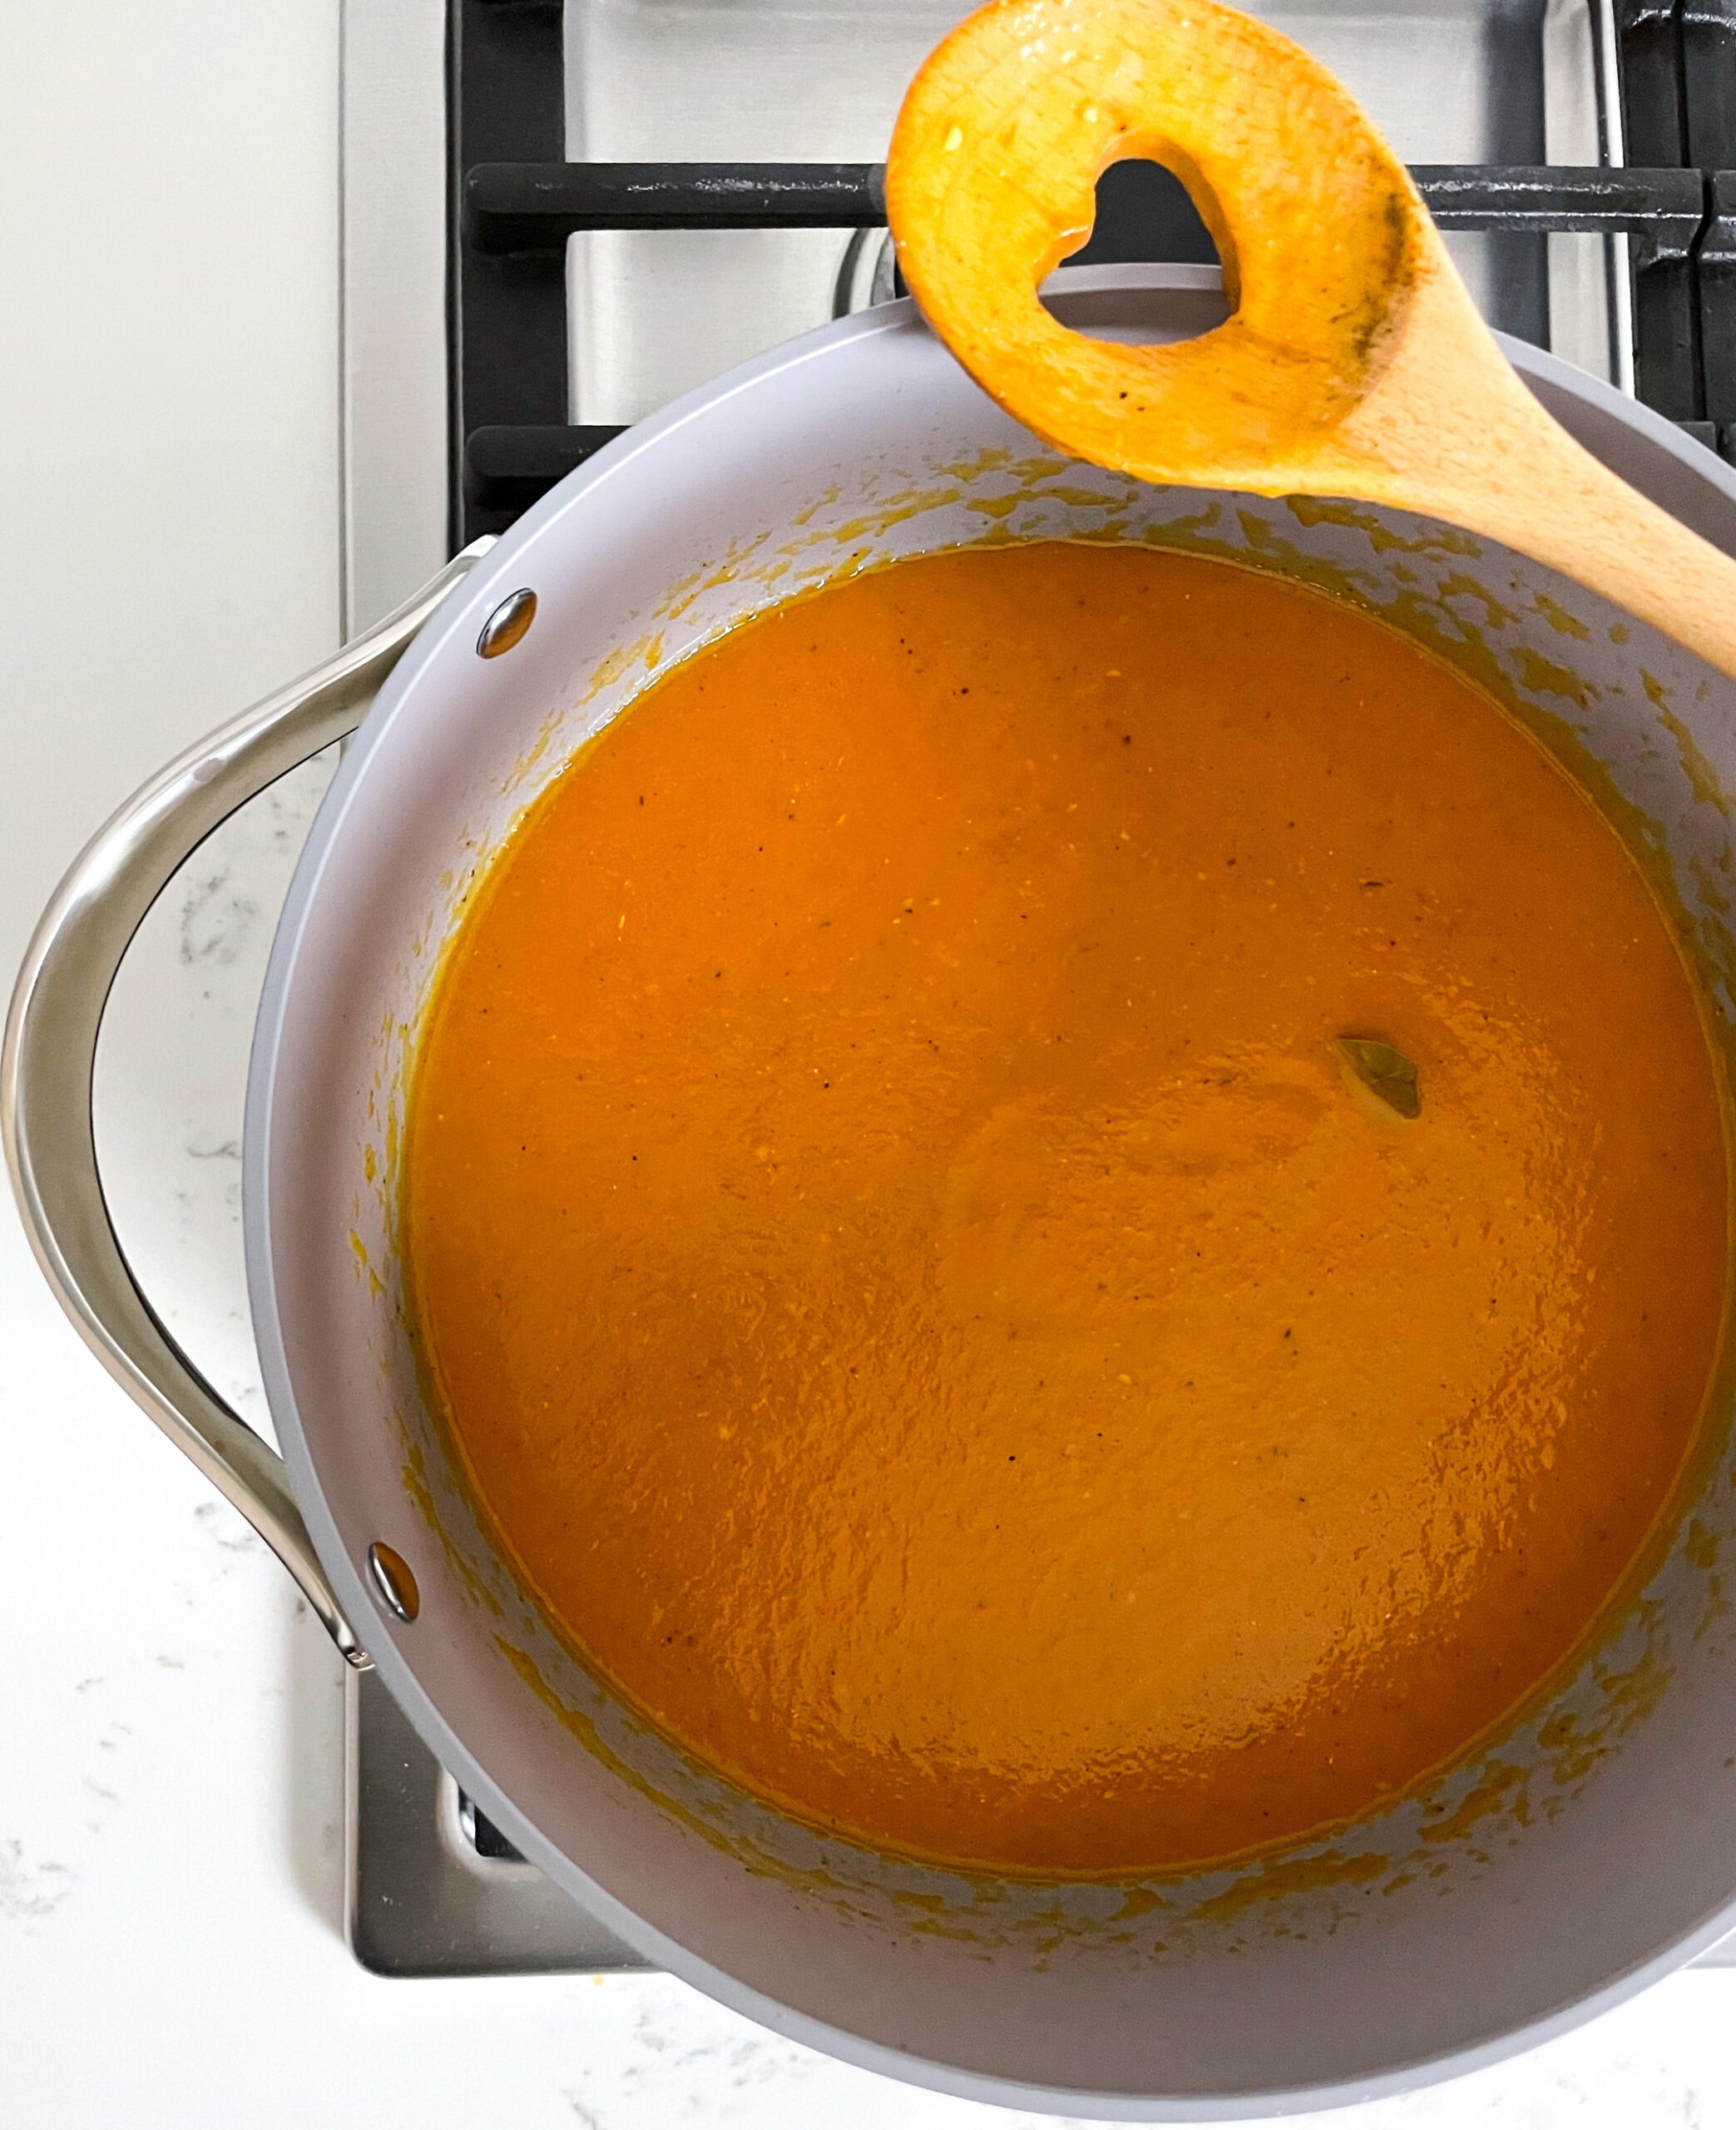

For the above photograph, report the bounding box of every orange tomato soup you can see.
[403,543,1729,1873]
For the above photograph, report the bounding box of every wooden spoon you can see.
[886,0,1736,685]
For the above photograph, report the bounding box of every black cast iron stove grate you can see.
[450,0,1736,550]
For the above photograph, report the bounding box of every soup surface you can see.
[403,543,1729,1873]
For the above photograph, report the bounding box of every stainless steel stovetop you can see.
[333,0,1736,1975]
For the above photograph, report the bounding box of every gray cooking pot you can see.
[11,266,1736,2118]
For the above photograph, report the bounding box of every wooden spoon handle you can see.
[1331,257,1736,686]
[888,0,1736,684]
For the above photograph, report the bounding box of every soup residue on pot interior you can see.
[402,542,1729,1875]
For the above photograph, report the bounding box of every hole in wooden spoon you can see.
[1040,159,1232,349]
[1071,159,1221,276]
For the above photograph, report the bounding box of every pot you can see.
[13,265,1736,2119]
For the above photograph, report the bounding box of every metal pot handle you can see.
[2,540,495,1670]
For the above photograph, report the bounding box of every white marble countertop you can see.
[3,4,1736,2125]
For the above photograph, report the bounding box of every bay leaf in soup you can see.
[1336,1036,1421,1120]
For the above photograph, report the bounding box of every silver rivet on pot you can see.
[366,1541,420,1623]
[477,587,537,658]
